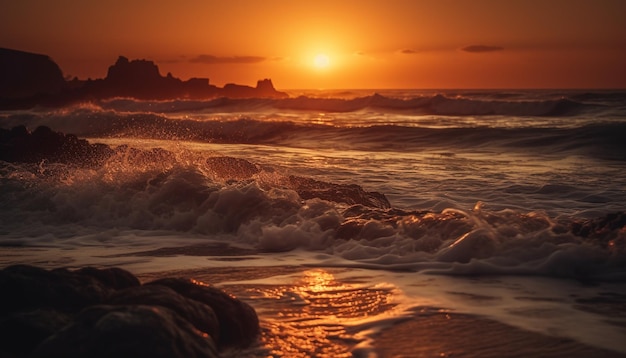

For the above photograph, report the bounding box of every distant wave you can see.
[7,111,625,160]
[93,93,601,117]
[277,94,589,116]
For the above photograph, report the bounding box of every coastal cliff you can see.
[0,49,288,108]
[0,48,65,99]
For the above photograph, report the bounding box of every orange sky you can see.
[1,0,625,89]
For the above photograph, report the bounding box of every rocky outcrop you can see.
[0,265,260,358]
[0,125,391,208]
[0,125,114,166]
[0,49,288,108]
[0,48,65,99]
[286,175,392,209]
[222,78,284,98]
[83,56,195,99]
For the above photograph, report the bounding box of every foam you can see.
[2,151,625,280]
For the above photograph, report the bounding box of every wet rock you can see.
[0,125,114,166]
[0,309,72,357]
[0,265,113,314]
[147,277,259,349]
[31,305,218,358]
[75,266,141,290]
[0,265,260,357]
[287,175,391,209]
[109,285,220,341]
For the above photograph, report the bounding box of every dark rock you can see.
[74,266,141,290]
[0,265,112,314]
[31,305,218,358]
[147,277,259,349]
[108,285,220,341]
[0,125,114,165]
[222,78,286,98]
[82,55,286,101]
[0,48,288,109]
[0,309,72,357]
[0,265,260,357]
[0,48,65,99]
[287,175,391,209]
[255,78,277,93]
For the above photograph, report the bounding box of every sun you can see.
[313,54,330,68]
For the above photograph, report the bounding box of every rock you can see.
[1,47,288,109]
[108,285,220,341]
[0,125,115,165]
[0,309,72,357]
[75,266,141,290]
[31,305,218,358]
[0,265,260,357]
[83,55,286,100]
[86,56,184,99]
[147,277,260,349]
[0,47,65,99]
[0,265,113,314]
[255,78,276,93]
[222,79,287,98]
[287,175,391,209]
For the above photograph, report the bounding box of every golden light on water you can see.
[238,269,397,357]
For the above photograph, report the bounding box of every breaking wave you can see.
[4,112,626,160]
[94,93,596,117]
[1,151,625,281]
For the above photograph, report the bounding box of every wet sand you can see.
[375,310,625,358]
[136,265,626,357]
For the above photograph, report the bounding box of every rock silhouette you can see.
[0,125,114,166]
[0,48,288,109]
[0,48,65,99]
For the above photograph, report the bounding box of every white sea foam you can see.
[2,89,626,355]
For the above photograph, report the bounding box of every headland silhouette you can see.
[0,48,288,109]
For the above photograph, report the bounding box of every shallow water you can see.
[2,89,626,356]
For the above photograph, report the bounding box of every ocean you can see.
[1,89,626,357]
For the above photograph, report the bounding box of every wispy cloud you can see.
[400,49,419,54]
[460,45,504,53]
[189,55,266,64]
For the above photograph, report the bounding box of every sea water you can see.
[1,89,626,356]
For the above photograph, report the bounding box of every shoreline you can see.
[135,265,626,357]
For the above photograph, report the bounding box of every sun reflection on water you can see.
[233,269,397,357]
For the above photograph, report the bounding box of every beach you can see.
[2,89,626,356]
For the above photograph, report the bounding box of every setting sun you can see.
[313,54,330,69]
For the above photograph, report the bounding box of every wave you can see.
[91,92,604,117]
[1,156,625,281]
[6,112,625,160]
[279,94,591,116]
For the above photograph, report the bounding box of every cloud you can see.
[189,54,266,64]
[460,45,504,53]
[400,49,419,54]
